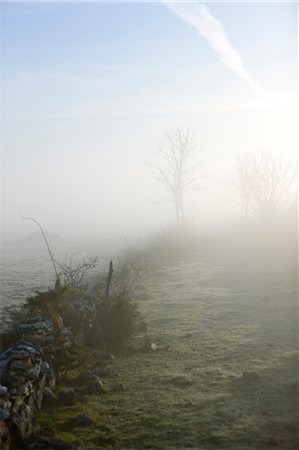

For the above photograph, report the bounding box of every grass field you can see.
[37,246,298,449]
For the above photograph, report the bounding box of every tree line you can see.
[151,127,296,227]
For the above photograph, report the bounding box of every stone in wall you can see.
[0,341,51,449]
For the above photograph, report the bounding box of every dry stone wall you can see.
[0,340,51,450]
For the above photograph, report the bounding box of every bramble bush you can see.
[89,289,141,349]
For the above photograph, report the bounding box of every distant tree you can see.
[151,127,202,227]
[231,152,296,222]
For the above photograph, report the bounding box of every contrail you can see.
[163,1,263,94]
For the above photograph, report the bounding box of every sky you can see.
[1,1,298,240]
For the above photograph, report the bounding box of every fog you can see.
[1,4,298,449]
[1,2,297,243]
[2,101,297,242]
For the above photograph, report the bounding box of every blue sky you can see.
[1,1,298,238]
[3,2,297,92]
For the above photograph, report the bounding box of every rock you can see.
[0,340,52,449]
[0,394,11,420]
[18,316,53,334]
[138,293,149,301]
[168,375,193,387]
[232,371,260,389]
[45,365,56,388]
[94,367,116,378]
[57,387,77,406]
[0,408,10,420]
[79,379,104,396]
[240,371,260,383]
[0,385,8,396]
[41,361,50,372]
[8,388,17,397]
[72,371,99,386]
[43,387,57,400]
[143,339,157,351]
[64,414,94,428]
[0,340,48,386]
[57,328,74,348]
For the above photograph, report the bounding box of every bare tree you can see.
[151,127,202,227]
[231,152,296,222]
[55,255,98,288]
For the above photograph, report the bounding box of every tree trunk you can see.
[179,192,185,228]
[177,183,184,228]
[175,195,181,228]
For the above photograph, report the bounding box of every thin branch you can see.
[20,213,59,281]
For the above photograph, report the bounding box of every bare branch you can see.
[20,213,59,282]
[56,255,98,287]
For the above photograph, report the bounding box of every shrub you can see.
[22,286,94,339]
[91,290,141,349]
[55,255,98,288]
[23,286,82,326]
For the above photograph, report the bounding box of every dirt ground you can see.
[38,250,298,449]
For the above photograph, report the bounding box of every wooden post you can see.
[103,261,113,305]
